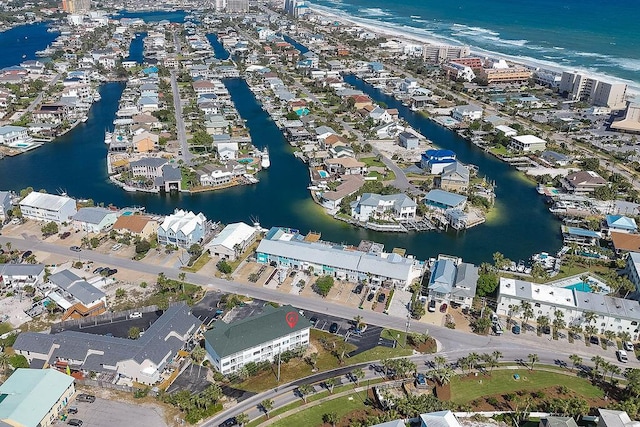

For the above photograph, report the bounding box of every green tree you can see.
[527,353,539,371]
[115,288,126,298]
[298,383,314,403]
[128,326,140,339]
[352,367,365,385]
[235,413,249,427]
[8,354,28,369]
[261,399,274,419]
[314,275,334,297]
[191,346,206,364]
[135,239,151,254]
[41,221,58,236]
[569,354,582,371]
[324,377,338,394]
[476,272,499,296]
[323,412,339,427]
[217,260,232,274]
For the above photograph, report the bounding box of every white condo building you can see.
[19,192,77,224]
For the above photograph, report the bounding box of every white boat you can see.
[104,131,112,144]
[261,147,270,169]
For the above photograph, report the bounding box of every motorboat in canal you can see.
[261,147,270,169]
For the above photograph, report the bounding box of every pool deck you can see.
[547,273,609,293]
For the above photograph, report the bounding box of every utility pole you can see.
[404,313,411,348]
[276,348,281,383]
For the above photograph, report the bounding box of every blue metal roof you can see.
[566,227,601,238]
[425,149,456,159]
[425,190,467,207]
[606,215,637,231]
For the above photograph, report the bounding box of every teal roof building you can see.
[0,368,75,427]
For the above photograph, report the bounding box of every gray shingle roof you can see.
[0,264,45,277]
[130,157,168,168]
[72,207,114,225]
[204,305,311,358]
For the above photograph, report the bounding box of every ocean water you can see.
[309,0,640,91]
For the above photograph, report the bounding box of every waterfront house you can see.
[132,113,162,129]
[0,191,11,219]
[32,103,68,124]
[320,175,365,210]
[350,193,417,222]
[438,162,470,192]
[420,149,457,174]
[204,304,311,375]
[19,192,77,224]
[0,369,76,427]
[562,170,607,195]
[197,166,233,187]
[0,125,31,147]
[112,215,158,240]
[442,62,476,82]
[257,227,423,289]
[509,134,547,152]
[398,131,419,149]
[130,157,168,179]
[157,209,209,249]
[205,222,260,260]
[495,125,518,137]
[325,157,366,175]
[0,264,45,289]
[349,94,373,110]
[13,303,202,385]
[47,269,107,320]
[205,115,230,135]
[216,142,239,160]
[193,80,216,96]
[72,207,118,233]
[133,131,159,153]
[605,215,638,234]
[496,278,640,341]
[424,189,467,212]
[452,104,483,122]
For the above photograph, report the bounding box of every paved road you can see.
[171,31,192,164]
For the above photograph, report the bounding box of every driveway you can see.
[69,397,166,427]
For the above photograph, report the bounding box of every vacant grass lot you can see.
[267,394,367,427]
[450,369,604,403]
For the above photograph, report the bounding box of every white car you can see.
[623,341,634,352]
[111,243,122,251]
[129,312,142,319]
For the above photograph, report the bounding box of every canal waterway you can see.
[0,22,58,69]
[206,34,230,60]
[281,34,309,54]
[125,32,147,64]
[0,18,562,264]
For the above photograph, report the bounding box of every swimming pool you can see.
[122,211,133,216]
[238,158,253,164]
[564,282,592,292]
[318,170,329,178]
[9,142,32,148]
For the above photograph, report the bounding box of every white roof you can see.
[512,134,546,145]
[496,125,518,135]
[206,222,257,251]
[159,210,206,236]
[420,411,462,427]
[19,192,74,211]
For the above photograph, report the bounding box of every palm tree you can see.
[600,361,612,383]
[591,355,605,378]
[508,304,521,325]
[235,413,249,427]
[434,355,447,370]
[604,330,616,348]
[457,356,470,375]
[308,352,319,370]
[298,384,314,403]
[323,412,339,427]
[467,352,480,373]
[353,315,364,330]
[261,399,274,419]
[583,311,597,327]
[569,354,582,372]
[0,353,9,373]
[528,353,539,371]
[609,364,621,383]
[325,378,337,394]
[569,324,583,340]
[584,325,597,338]
[521,301,533,333]
[537,315,550,335]
[618,331,632,342]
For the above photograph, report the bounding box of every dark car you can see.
[67,406,78,414]
[309,316,318,327]
[354,284,364,294]
[428,300,436,312]
[105,268,118,276]
[67,419,83,426]
[512,324,521,334]
[60,231,71,239]
[218,417,237,427]
[76,394,95,403]
[367,293,375,301]
[377,293,386,303]
[541,325,551,335]
[329,322,339,334]
[439,303,448,313]
[70,246,81,252]
[93,267,105,274]
[21,250,32,259]
[590,335,600,345]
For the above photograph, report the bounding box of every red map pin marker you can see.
[285,311,299,328]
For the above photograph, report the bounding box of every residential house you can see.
[47,269,107,320]
[509,134,547,152]
[130,157,168,179]
[540,417,579,427]
[157,209,209,249]
[0,125,31,146]
[205,222,260,260]
[398,131,419,149]
[204,304,311,375]
[0,369,76,427]
[420,149,457,174]
[112,215,158,240]
[452,104,483,122]
[424,189,467,212]
[320,175,365,210]
[325,158,366,176]
[132,131,159,153]
[19,192,77,224]
[420,411,462,427]
[439,162,470,192]
[540,150,570,166]
[350,193,417,222]
[0,191,11,219]
[598,409,638,427]
[71,207,118,233]
[605,215,637,234]
[562,171,607,195]
[0,264,45,289]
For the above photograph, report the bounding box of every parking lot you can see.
[69,396,166,427]
[303,311,394,356]
[51,311,162,338]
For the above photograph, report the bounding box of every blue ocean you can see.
[309,0,640,91]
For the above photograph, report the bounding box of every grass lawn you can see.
[0,323,13,335]
[360,157,385,168]
[180,253,211,273]
[346,329,413,364]
[267,394,367,427]
[450,369,604,403]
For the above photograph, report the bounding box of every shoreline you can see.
[308,4,640,97]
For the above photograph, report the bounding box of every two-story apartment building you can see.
[350,193,417,222]
[19,192,77,224]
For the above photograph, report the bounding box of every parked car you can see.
[541,325,551,335]
[67,407,78,414]
[415,373,427,387]
[105,268,118,276]
[219,417,237,427]
[623,341,634,352]
[439,303,448,313]
[111,243,122,251]
[377,293,386,303]
[589,335,600,345]
[93,267,105,274]
[617,350,629,363]
[21,250,32,259]
[367,293,375,302]
[329,322,339,334]
[428,300,436,312]
[60,231,71,239]
[67,419,83,426]
[76,394,95,403]
[354,284,363,294]
[129,312,143,319]
[70,246,81,252]
[309,316,318,327]
[512,324,521,334]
